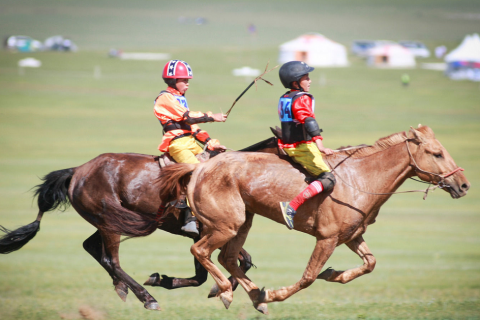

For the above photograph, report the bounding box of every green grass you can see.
[1,1,480,319]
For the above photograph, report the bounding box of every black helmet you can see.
[279,61,314,89]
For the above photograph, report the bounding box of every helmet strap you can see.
[291,80,304,92]
[164,78,178,91]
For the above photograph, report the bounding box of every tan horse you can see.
[158,126,470,314]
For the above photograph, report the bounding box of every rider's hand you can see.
[320,148,334,155]
[213,145,227,152]
[315,139,334,155]
[212,113,227,122]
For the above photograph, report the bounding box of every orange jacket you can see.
[153,87,220,152]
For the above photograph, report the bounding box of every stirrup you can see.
[181,221,199,237]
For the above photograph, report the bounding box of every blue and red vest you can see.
[278,91,315,144]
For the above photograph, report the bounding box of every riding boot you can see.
[280,202,296,230]
[180,207,199,238]
[279,180,324,230]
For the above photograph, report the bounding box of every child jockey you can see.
[277,61,336,230]
[154,60,227,237]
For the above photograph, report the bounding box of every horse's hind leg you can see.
[217,211,269,314]
[317,235,376,284]
[231,248,253,291]
[98,230,161,311]
[259,237,337,305]
[83,231,128,301]
[207,247,253,298]
[190,231,236,309]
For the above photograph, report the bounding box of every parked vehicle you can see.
[3,35,43,52]
[44,35,78,52]
[351,40,376,57]
[352,40,397,58]
[399,41,430,58]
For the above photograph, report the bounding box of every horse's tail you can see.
[0,168,75,254]
[158,163,199,203]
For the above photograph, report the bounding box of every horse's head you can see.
[407,125,470,199]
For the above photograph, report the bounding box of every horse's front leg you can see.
[317,235,376,284]
[144,235,208,289]
[261,237,338,303]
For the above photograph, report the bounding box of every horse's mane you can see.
[331,131,407,159]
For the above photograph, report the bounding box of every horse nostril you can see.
[461,183,469,191]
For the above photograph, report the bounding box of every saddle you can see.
[270,126,287,156]
[156,149,216,224]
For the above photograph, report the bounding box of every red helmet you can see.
[162,60,193,79]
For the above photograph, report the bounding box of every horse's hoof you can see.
[317,267,334,281]
[115,288,128,302]
[219,292,232,309]
[144,273,160,286]
[208,283,220,298]
[114,283,128,302]
[144,301,161,311]
[255,303,269,315]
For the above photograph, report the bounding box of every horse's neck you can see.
[336,142,414,200]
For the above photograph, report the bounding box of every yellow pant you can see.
[168,136,203,164]
[283,142,330,177]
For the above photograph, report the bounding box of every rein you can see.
[326,134,464,200]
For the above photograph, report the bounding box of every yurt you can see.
[444,34,480,81]
[278,33,349,67]
[367,44,416,68]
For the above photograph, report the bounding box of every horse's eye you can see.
[434,153,443,159]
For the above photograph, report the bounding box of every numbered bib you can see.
[175,95,189,110]
[278,97,293,122]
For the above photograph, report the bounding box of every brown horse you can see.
[158,126,470,314]
[0,138,279,311]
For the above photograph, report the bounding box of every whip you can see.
[225,62,278,118]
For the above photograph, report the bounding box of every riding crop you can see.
[225,62,278,118]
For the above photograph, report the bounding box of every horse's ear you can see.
[417,123,422,128]
[409,126,426,144]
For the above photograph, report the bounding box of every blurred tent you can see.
[18,57,41,67]
[278,33,348,67]
[367,44,416,68]
[444,34,480,81]
[232,66,260,77]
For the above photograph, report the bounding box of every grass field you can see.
[1,1,480,319]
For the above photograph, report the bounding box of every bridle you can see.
[327,132,464,199]
[404,134,464,190]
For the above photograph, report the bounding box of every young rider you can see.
[277,61,336,230]
[154,59,227,237]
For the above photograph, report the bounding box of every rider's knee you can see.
[317,171,336,192]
